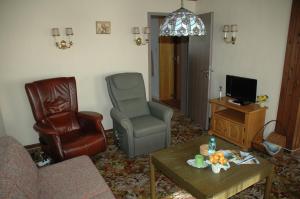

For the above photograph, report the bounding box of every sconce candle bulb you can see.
[52,28,60,37]
[65,27,74,36]
[223,24,238,44]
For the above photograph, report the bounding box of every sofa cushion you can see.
[38,155,115,199]
[0,136,38,199]
[131,115,166,138]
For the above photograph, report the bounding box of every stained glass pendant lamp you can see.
[160,0,205,36]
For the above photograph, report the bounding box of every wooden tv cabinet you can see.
[209,97,267,150]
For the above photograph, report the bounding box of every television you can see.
[226,75,257,105]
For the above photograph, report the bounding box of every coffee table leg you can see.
[150,156,156,199]
[264,169,273,199]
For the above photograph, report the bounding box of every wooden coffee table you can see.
[150,135,274,199]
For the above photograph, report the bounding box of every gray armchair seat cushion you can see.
[131,115,166,138]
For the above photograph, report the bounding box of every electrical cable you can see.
[256,120,300,153]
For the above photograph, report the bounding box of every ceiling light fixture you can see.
[160,0,205,37]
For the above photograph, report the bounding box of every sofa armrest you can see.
[148,101,173,122]
[77,111,105,133]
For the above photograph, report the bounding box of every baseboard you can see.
[25,128,114,150]
[24,143,41,150]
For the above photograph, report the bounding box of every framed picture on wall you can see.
[96,21,111,34]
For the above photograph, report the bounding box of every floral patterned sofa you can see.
[0,136,115,199]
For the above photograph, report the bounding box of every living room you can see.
[0,0,298,198]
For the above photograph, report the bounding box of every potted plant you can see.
[257,95,269,107]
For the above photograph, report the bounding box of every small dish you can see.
[186,159,209,169]
[205,160,231,171]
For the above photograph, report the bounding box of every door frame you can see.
[199,12,214,129]
[147,12,168,101]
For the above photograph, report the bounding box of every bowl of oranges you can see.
[206,151,230,174]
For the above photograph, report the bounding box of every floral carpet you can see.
[29,110,300,199]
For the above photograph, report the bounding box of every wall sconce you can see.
[132,26,150,46]
[52,27,74,49]
[223,24,238,44]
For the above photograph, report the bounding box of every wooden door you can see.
[227,122,244,145]
[159,36,175,101]
[187,12,213,130]
[214,115,227,137]
[276,0,300,149]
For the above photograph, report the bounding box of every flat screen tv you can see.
[226,75,257,105]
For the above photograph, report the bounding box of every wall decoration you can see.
[96,21,111,34]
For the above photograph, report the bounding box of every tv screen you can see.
[226,75,257,105]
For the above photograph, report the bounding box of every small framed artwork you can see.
[96,21,111,34]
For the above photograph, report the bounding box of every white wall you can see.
[0,0,291,145]
[196,0,292,133]
[0,0,195,145]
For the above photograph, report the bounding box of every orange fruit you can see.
[219,159,224,165]
[215,152,224,158]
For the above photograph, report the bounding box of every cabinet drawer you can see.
[227,122,245,145]
[214,116,227,137]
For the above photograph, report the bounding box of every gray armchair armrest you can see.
[110,108,133,133]
[148,101,173,122]
[110,108,135,157]
[148,101,173,146]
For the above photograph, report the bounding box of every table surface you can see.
[150,135,274,199]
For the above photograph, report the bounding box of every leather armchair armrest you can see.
[148,101,173,122]
[77,111,105,133]
[110,108,133,133]
[33,123,58,135]
[33,123,64,161]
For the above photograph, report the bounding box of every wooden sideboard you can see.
[209,97,267,150]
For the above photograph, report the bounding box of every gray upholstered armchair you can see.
[106,73,173,158]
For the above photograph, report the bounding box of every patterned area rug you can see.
[29,110,300,199]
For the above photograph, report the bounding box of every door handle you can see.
[201,69,214,74]
[201,69,214,79]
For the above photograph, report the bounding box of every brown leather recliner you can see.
[25,77,107,162]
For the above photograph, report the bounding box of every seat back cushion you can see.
[0,136,38,199]
[25,77,80,134]
[106,73,150,118]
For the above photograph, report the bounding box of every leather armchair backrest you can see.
[25,77,80,134]
[106,73,150,118]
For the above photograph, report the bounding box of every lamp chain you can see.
[181,0,183,8]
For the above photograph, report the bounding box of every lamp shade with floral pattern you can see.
[160,7,205,37]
